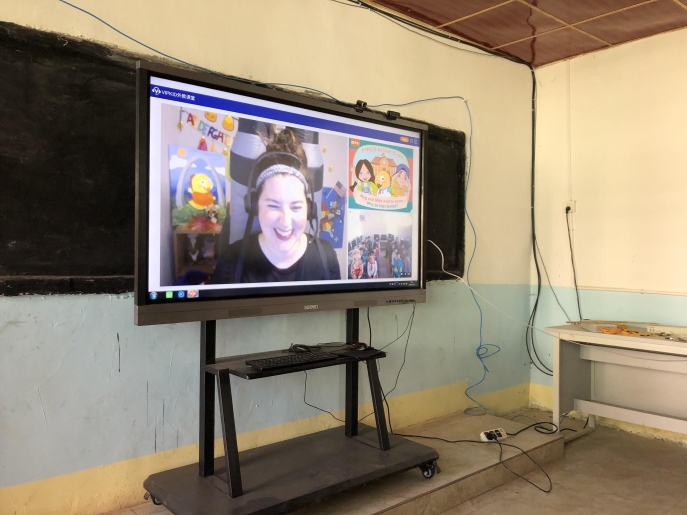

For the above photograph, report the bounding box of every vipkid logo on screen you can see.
[350,138,360,147]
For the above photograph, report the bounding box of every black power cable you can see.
[526,71,554,377]
[535,240,572,321]
[359,302,416,428]
[303,303,415,426]
[304,308,556,495]
[506,421,577,436]
[303,370,344,423]
[379,301,417,351]
[495,439,553,493]
[383,302,416,399]
[336,0,530,66]
[367,307,373,347]
[393,431,553,493]
[358,315,553,494]
[380,301,416,433]
[565,210,583,320]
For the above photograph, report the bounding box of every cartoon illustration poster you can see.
[348,139,413,212]
[169,145,228,227]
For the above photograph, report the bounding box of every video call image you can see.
[347,210,413,280]
[151,100,419,290]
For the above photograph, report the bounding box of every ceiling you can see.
[372,0,687,66]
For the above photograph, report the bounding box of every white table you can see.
[546,325,687,440]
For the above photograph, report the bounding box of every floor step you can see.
[294,412,564,515]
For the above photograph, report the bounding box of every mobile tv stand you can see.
[143,309,439,515]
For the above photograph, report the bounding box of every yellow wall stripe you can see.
[0,381,530,515]
[529,384,687,445]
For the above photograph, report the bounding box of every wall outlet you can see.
[565,200,576,213]
[480,428,507,442]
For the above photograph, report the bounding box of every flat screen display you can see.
[135,63,426,323]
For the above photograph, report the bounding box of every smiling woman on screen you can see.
[211,128,341,284]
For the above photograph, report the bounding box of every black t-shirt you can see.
[212,234,341,284]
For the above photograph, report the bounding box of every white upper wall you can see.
[535,27,687,295]
[4,0,534,285]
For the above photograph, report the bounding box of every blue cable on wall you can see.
[459,100,501,416]
[371,98,499,416]
[59,0,500,416]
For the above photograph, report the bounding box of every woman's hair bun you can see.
[266,127,308,168]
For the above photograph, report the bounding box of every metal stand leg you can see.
[199,321,216,477]
[217,370,243,497]
[345,363,359,437]
[367,359,391,451]
[346,308,359,344]
[345,308,360,438]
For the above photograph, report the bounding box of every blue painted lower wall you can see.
[0,281,532,488]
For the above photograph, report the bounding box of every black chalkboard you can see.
[0,23,464,295]
[0,22,137,294]
[424,126,466,281]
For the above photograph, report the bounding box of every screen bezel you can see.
[135,61,427,325]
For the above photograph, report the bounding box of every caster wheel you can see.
[420,463,435,479]
[152,497,163,506]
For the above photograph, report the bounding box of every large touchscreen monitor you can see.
[135,62,426,325]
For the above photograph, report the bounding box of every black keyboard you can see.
[245,351,339,371]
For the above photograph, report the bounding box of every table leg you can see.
[367,359,391,451]
[199,321,216,477]
[589,361,596,428]
[554,337,592,433]
[345,362,359,437]
[553,337,561,433]
[217,369,243,498]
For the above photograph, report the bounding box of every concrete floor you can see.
[441,415,687,515]
[118,410,687,515]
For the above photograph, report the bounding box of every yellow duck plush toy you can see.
[188,173,215,210]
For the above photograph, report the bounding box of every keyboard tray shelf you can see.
[206,344,385,379]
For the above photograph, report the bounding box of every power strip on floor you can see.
[480,428,507,442]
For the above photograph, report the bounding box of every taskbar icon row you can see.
[149,289,199,301]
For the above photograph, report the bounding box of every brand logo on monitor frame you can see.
[152,86,162,95]
[304,304,319,310]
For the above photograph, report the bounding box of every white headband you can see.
[255,164,309,193]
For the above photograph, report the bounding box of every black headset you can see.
[234,150,330,283]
